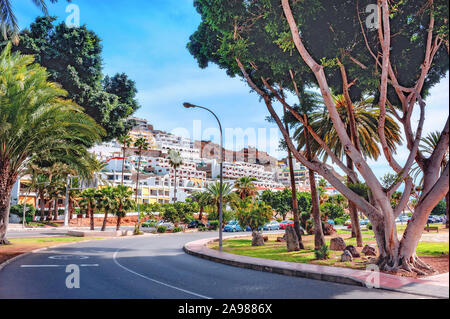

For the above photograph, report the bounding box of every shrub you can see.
[10,204,36,219]
[157,226,167,233]
[133,223,143,235]
[208,220,219,230]
[173,226,182,233]
[367,222,373,230]
[198,226,207,232]
[315,245,330,260]
[236,200,272,232]
[334,216,347,225]
[142,221,157,228]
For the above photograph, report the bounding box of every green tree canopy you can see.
[4,16,140,141]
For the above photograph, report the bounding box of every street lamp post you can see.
[183,102,224,251]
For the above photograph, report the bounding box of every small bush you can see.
[276,218,282,223]
[157,226,167,233]
[133,223,143,235]
[198,226,207,232]
[367,222,373,230]
[173,226,182,233]
[142,221,157,228]
[335,217,348,225]
[314,245,329,260]
[208,220,219,230]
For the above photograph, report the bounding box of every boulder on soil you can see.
[285,225,300,252]
[341,250,353,262]
[344,245,361,258]
[276,236,286,242]
[323,222,336,235]
[252,231,265,246]
[329,237,346,251]
[263,236,269,242]
[362,244,377,256]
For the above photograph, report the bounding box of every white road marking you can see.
[113,248,211,299]
[21,264,99,268]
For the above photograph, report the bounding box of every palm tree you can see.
[167,149,183,203]
[234,177,258,200]
[0,44,104,244]
[114,185,134,230]
[1,0,59,44]
[80,188,97,230]
[97,187,117,232]
[294,95,402,247]
[189,191,211,221]
[133,137,149,204]
[205,182,239,225]
[118,134,133,185]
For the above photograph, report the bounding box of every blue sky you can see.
[14,0,449,179]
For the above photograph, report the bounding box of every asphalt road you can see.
[0,231,427,299]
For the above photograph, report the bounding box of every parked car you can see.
[156,220,175,230]
[279,220,294,230]
[360,218,369,225]
[224,220,244,232]
[188,220,205,229]
[263,221,281,231]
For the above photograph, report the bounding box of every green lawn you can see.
[209,233,448,270]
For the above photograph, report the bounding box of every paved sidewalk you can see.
[184,237,449,299]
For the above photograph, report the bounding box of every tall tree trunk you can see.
[173,169,177,203]
[305,129,325,249]
[198,207,203,221]
[346,155,363,247]
[135,152,141,204]
[116,204,123,231]
[121,146,126,185]
[53,198,58,221]
[69,199,73,220]
[0,185,13,245]
[89,203,94,231]
[446,191,449,229]
[101,211,108,231]
[47,200,53,221]
[284,106,304,248]
[39,193,45,221]
[0,161,15,245]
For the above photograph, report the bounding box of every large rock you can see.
[341,250,353,262]
[276,235,286,242]
[329,237,346,251]
[362,244,377,256]
[252,231,265,246]
[285,225,300,252]
[344,245,361,258]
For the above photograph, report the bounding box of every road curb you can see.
[183,236,449,299]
